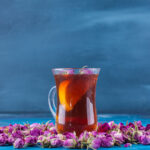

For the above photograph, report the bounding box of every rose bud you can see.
[13,138,24,148]
[25,136,37,146]
[63,139,76,148]
[51,138,63,147]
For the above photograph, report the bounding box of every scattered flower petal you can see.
[124,143,132,147]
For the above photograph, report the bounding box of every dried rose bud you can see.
[45,135,57,145]
[63,132,77,141]
[91,131,98,137]
[79,131,90,142]
[136,122,145,130]
[134,130,143,141]
[30,128,43,136]
[43,131,50,136]
[98,123,110,132]
[108,121,118,130]
[7,135,15,145]
[13,124,27,130]
[63,139,76,148]
[119,124,128,133]
[37,135,44,142]
[139,134,150,145]
[25,136,37,146]
[37,136,50,148]
[110,131,124,145]
[22,130,30,136]
[13,138,24,148]
[12,130,23,138]
[97,132,106,138]
[100,135,114,147]
[0,133,7,146]
[89,137,101,149]
[56,134,65,140]
[8,126,13,133]
[51,138,63,147]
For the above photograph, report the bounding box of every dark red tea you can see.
[54,74,98,135]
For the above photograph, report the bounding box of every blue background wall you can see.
[0,0,150,115]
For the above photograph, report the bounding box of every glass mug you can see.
[48,68,100,135]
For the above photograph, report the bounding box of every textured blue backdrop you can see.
[0,0,150,115]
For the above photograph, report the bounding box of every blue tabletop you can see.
[0,114,150,150]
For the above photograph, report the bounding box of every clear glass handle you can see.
[48,86,56,118]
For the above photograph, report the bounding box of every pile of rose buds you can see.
[0,121,150,149]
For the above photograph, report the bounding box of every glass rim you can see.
[52,67,101,70]
[52,68,101,74]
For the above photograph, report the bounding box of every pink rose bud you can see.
[108,121,118,129]
[51,138,63,147]
[63,132,77,141]
[8,125,13,133]
[63,139,76,148]
[139,134,150,145]
[100,135,114,147]
[56,134,65,140]
[13,138,24,148]
[0,133,7,146]
[25,136,37,146]
[12,130,23,138]
[7,135,15,145]
[91,131,98,137]
[90,138,101,149]
[30,128,43,136]
[37,135,44,141]
[98,123,110,132]
[79,131,90,142]
[110,131,124,145]
[43,131,50,136]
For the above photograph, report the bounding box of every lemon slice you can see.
[58,79,91,112]
[58,80,71,111]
